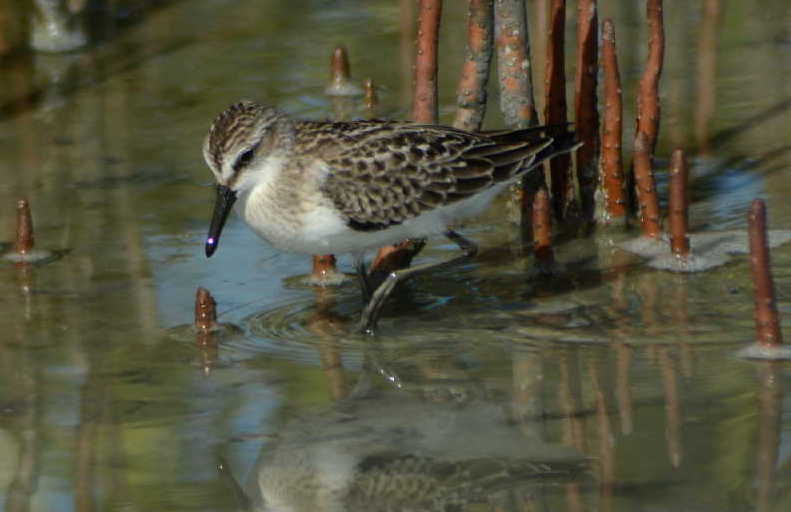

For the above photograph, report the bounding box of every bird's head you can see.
[202,101,287,257]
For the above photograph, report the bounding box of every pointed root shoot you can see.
[454,0,494,132]
[195,287,219,333]
[669,149,690,258]
[633,132,661,239]
[598,19,626,224]
[574,0,599,221]
[412,0,443,123]
[748,200,783,347]
[544,0,572,220]
[14,199,34,255]
[635,0,665,155]
[532,188,554,267]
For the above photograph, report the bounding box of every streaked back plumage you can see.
[201,101,578,252]
[316,122,575,231]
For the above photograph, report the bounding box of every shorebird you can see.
[202,101,577,333]
[223,372,584,511]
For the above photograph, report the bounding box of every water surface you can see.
[1,1,791,511]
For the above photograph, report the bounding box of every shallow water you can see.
[1,1,791,511]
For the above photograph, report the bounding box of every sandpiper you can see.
[243,388,584,511]
[203,100,577,333]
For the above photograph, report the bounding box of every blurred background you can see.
[0,1,790,511]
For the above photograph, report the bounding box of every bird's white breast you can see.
[236,157,510,255]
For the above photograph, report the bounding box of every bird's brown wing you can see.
[319,122,567,232]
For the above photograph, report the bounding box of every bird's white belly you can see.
[237,180,507,255]
[235,185,349,254]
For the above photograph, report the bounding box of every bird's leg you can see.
[358,230,478,335]
[445,229,478,257]
[354,254,374,301]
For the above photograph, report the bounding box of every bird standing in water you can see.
[202,101,576,333]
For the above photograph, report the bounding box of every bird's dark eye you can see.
[233,145,257,171]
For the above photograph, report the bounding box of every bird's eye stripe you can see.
[233,143,260,172]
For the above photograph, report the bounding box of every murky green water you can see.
[1,1,791,510]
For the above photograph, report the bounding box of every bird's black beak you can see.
[205,184,237,257]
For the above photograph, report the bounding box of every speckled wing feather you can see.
[318,122,571,232]
[346,453,583,510]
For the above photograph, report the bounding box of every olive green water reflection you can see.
[1,1,791,511]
